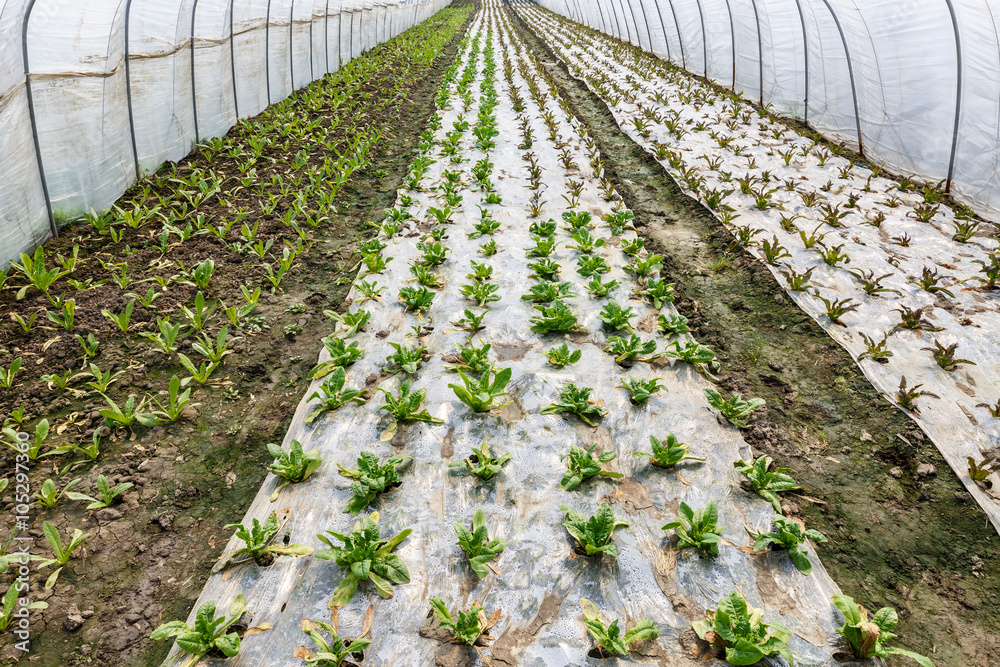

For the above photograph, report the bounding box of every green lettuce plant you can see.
[751,516,826,575]
[832,595,933,666]
[580,598,658,657]
[337,452,413,515]
[455,509,506,578]
[559,503,628,558]
[541,383,606,426]
[151,595,248,667]
[560,443,623,491]
[692,591,794,666]
[663,500,724,555]
[315,512,411,607]
[268,439,323,501]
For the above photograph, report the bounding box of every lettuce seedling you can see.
[529,300,583,333]
[459,281,500,307]
[692,591,793,666]
[580,598,658,657]
[398,285,434,314]
[429,597,501,646]
[310,337,365,379]
[315,512,411,607]
[567,228,606,254]
[0,584,46,631]
[384,342,426,376]
[665,340,719,380]
[577,255,610,277]
[545,342,581,367]
[529,219,557,236]
[268,439,323,501]
[151,595,248,667]
[338,452,413,515]
[213,511,314,572]
[541,383,606,426]
[605,335,659,366]
[752,516,826,575]
[560,443,623,491]
[636,278,675,309]
[734,455,801,513]
[560,503,628,558]
[521,280,573,303]
[449,367,512,412]
[704,388,764,428]
[306,368,366,424]
[451,308,486,333]
[297,606,373,667]
[598,301,636,331]
[633,433,705,468]
[376,379,443,434]
[324,308,370,338]
[528,258,561,280]
[587,276,620,297]
[66,474,133,510]
[444,341,492,374]
[526,236,558,258]
[38,522,89,589]
[620,377,665,404]
[663,500,724,555]
[832,595,933,666]
[449,440,511,481]
[455,509,506,578]
[563,210,593,231]
[624,254,663,281]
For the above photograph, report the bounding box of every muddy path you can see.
[0,4,474,665]
[511,7,1000,666]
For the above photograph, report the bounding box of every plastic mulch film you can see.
[535,0,1000,231]
[182,3,859,665]
[0,0,450,267]
[515,2,1000,534]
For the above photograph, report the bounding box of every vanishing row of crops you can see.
[179,2,936,666]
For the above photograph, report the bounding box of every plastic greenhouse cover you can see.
[516,2,1000,534]
[535,0,1000,230]
[0,0,449,266]
[181,4,860,665]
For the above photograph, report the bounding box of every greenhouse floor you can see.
[0,1,998,666]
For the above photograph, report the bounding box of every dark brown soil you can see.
[512,6,1000,666]
[0,4,473,665]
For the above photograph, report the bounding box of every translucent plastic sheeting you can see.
[185,3,859,665]
[0,0,449,266]
[534,0,1000,229]
[517,3,1000,533]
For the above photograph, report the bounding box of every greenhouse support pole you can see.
[609,0,625,42]
[596,0,609,35]
[650,0,671,60]
[308,2,314,82]
[943,0,962,193]
[633,0,652,53]
[664,0,685,69]
[191,0,202,142]
[749,0,762,104]
[619,0,634,44]
[124,0,140,178]
[792,0,807,123]
[692,0,707,77]
[624,0,643,49]
[818,0,862,155]
[722,0,735,89]
[266,0,273,104]
[230,0,240,118]
[22,0,56,237]
[325,0,331,72]
[289,0,295,92]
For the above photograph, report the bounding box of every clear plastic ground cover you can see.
[514,1,1000,536]
[531,0,1000,231]
[179,2,862,665]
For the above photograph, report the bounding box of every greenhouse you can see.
[0,0,997,665]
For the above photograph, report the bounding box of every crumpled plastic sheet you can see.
[184,3,860,665]
[515,1,1000,535]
